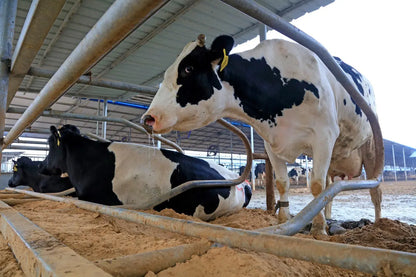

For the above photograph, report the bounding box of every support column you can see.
[96,99,101,135]
[250,126,255,190]
[102,99,108,139]
[392,144,397,182]
[0,0,18,165]
[403,147,407,181]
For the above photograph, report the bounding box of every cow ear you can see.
[209,35,234,62]
[50,126,57,135]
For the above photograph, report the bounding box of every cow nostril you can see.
[141,115,155,132]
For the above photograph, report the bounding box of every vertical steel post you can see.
[250,126,255,190]
[102,99,108,139]
[305,155,309,188]
[0,0,18,162]
[96,99,101,135]
[259,24,267,41]
[403,147,407,181]
[392,144,397,181]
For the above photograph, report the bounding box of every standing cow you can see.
[42,125,251,221]
[8,156,73,193]
[142,34,381,234]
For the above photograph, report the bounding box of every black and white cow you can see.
[288,167,307,186]
[142,34,381,234]
[8,156,73,193]
[43,125,251,221]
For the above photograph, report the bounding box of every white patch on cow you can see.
[108,143,177,206]
[193,183,247,221]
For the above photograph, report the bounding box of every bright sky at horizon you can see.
[233,0,416,149]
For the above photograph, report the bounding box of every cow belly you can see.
[108,143,176,207]
[192,184,246,221]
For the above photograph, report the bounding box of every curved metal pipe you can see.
[258,179,380,235]
[220,0,384,180]
[6,188,416,276]
[6,107,184,153]
[126,118,253,210]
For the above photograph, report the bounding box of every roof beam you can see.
[7,0,66,107]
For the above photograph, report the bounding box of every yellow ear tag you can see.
[13,165,17,172]
[220,48,229,72]
[57,130,61,146]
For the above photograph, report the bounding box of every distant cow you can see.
[8,156,73,193]
[255,163,266,187]
[142,34,381,234]
[288,167,307,186]
[42,125,251,221]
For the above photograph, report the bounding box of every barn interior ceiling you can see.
[4,0,362,158]
[6,0,339,156]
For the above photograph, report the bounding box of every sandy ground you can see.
[1,181,415,276]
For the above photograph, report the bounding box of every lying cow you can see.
[42,125,251,221]
[8,156,73,193]
[142,34,381,234]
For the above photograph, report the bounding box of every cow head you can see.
[8,157,34,187]
[44,125,80,175]
[142,34,234,133]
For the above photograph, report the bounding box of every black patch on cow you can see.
[176,46,222,107]
[218,56,319,126]
[157,149,234,216]
[334,57,365,117]
[46,125,121,205]
[343,99,347,105]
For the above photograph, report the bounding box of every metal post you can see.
[0,0,18,165]
[392,144,397,181]
[102,99,108,139]
[305,155,309,188]
[96,99,101,135]
[259,24,267,41]
[220,0,384,182]
[2,0,169,149]
[403,147,407,181]
[250,126,255,190]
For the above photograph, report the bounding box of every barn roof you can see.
[5,0,334,156]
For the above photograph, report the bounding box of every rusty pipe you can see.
[6,188,416,276]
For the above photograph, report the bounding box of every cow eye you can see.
[184,66,193,74]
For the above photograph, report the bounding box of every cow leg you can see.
[265,142,290,223]
[310,141,335,235]
[324,175,333,219]
[361,140,382,221]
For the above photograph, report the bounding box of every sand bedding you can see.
[1,181,415,276]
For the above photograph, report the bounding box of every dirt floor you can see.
[1,181,415,276]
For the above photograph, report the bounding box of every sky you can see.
[233,0,416,149]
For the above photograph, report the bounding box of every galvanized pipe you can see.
[128,118,253,210]
[6,188,416,276]
[2,0,168,149]
[258,179,380,235]
[27,66,157,96]
[7,107,184,153]
[0,0,18,147]
[220,0,384,180]
[7,0,66,107]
